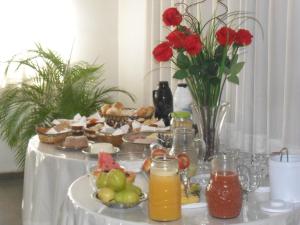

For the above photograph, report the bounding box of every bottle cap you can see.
[177,83,187,88]
[171,111,191,119]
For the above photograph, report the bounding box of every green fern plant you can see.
[0,44,134,168]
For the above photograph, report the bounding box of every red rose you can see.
[152,42,173,62]
[162,8,182,26]
[166,30,186,49]
[235,29,253,46]
[183,34,202,56]
[216,26,236,46]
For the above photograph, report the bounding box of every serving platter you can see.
[122,132,159,145]
[56,142,91,151]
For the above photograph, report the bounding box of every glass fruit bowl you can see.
[93,192,147,209]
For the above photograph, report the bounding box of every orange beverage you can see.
[148,157,181,221]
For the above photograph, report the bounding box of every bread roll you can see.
[106,107,122,116]
[112,102,124,109]
[145,106,154,118]
[101,104,111,115]
[136,107,147,117]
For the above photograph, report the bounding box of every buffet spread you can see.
[32,101,300,223]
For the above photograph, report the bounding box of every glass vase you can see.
[191,102,229,161]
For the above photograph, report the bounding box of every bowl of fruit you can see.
[91,153,147,208]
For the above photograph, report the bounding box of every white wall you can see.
[71,0,119,88]
[118,0,147,107]
[0,140,19,172]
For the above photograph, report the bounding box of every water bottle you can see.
[173,83,193,113]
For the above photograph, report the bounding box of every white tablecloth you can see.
[22,135,145,225]
[22,136,87,225]
[58,175,300,225]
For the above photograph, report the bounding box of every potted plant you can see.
[0,44,134,167]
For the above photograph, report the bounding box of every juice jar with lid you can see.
[148,156,181,221]
[206,153,242,218]
[170,111,193,131]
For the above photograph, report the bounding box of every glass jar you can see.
[169,128,198,176]
[206,154,242,219]
[148,156,181,221]
[170,111,193,131]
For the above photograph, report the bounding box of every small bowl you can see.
[95,132,123,147]
[36,127,71,144]
[115,151,147,173]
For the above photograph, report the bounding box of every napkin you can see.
[72,113,87,127]
[140,125,156,132]
[101,123,116,133]
[46,128,58,134]
[112,124,130,136]
[132,120,142,130]
[154,119,165,128]
[88,112,105,123]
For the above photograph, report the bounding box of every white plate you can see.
[260,200,293,213]
[182,201,207,209]
[82,145,120,157]
[56,143,91,151]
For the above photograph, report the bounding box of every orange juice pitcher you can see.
[148,156,181,221]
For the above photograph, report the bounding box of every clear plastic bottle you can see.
[173,83,193,113]
[170,111,193,131]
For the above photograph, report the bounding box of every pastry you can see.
[136,107,147,117]
[112,102,124,110]
[63,135,89,149]
[145,106,155,118]
[101,104,111,115]
[106,107,122,116]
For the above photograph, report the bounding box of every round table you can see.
[58,175,300,225]
[22,135,145,225]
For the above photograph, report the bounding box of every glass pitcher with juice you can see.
[206,153,242,219]
[148,156,181,221]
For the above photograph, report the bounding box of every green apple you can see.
[97,187,115,203]
[115,190,140,205]
[126,183,142,196]
[107,169,126,192]
[96,172,108,189]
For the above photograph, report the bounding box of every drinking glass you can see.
[236,152,268,200]
[84,154,99,192]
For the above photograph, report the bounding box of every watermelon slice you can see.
[98,152,121,171]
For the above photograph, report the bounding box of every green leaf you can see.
[231,54,238,65]
[173,69,189,80]
[224,66,231,75]
[227,75,239,84]
[188,65,201,76]
[177,52,190,69]
[230,62,245,75]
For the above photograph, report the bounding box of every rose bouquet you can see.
[152,1,256,160]
[153,2,253,107]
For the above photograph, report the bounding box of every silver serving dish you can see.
[93,192,147,209]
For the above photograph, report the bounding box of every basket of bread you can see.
[36,122,72,144]
[100,102,154,122]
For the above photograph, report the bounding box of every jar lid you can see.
[171,111,191,119]
[177,83,187,88]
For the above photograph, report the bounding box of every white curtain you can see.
[144,0,300,154]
